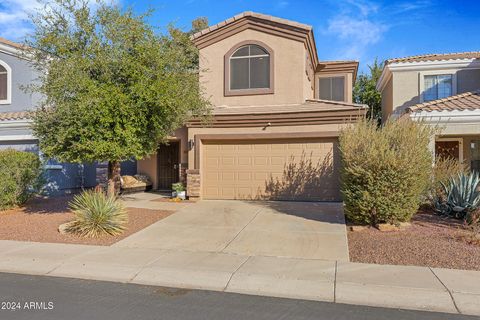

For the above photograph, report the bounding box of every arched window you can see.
[0,60,11,104]
[225,42,274,96]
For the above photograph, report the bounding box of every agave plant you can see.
[440,172,480,219]
[66,190,128,237]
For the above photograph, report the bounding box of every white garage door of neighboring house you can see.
[202,138,341,201]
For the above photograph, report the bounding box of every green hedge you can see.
[0,149,43,210]
[339,118,435,225]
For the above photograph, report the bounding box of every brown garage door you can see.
[202,138,341,201]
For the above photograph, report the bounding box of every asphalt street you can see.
[0,272,477,320]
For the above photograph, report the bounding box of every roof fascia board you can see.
[410,109,480,123]
[388,59,480,72]
[376,66,392,91]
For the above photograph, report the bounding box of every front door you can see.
[157,142,180,190]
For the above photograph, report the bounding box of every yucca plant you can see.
[66,190,128,237]
[439,172,480,219]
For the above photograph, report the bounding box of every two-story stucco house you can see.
[377,52,480,168]
[137,12,367,201]
[0,37,136,194]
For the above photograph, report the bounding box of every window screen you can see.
[230,45,270,90]
[319,77,345,101]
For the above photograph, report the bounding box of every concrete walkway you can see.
[0,194,478,316]
[0,240,479,316]
[117,198,349,261]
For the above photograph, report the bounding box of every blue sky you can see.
[1,0,479,73]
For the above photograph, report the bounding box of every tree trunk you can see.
[107,160,121,196]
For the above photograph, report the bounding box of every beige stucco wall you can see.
[381,76,393,123]
[303,51,315,101]
[387,68,480,117]
[199,29,308,106]
[137,154,157,189]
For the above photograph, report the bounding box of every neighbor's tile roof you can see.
[407,90,480,113]
[0,111,32,121]
[192,11,312,40]
[0,37,25,49]
[211,99,367,115]
[386,52,480,64]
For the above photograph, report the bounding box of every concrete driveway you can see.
[116,197,349,261]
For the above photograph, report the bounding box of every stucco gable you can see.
[192,11,319,68]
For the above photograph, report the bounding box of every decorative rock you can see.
[376,223,400,232]
[58,222,73,235]
[399,222,411,229]
[349,225,368,232]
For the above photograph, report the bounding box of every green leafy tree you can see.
[26,0,210,195]
[191,17,209,34]
[353,58,383,122]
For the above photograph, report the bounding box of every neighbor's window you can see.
[230,44,270,90]
[424,74,452,101]
[319,76,345,102]
[0,64,7,101]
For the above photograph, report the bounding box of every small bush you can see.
[427,156,467,206]
[339,118,435,225]
[0,149,43,210]
[171,182,185,192]
[67,190,127,237]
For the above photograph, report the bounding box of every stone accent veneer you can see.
[186,169,200,199]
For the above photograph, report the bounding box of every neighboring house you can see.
[377,52,480,168]
[0,37,137,195]
[137,12,367,201]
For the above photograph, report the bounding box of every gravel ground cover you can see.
[0,195,174,246]
[348,210,480,271]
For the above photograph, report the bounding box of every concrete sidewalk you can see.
[0,240,478,316]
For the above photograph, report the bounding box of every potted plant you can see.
[171,182,186,200]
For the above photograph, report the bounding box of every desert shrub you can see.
[427,156,467,206]
[339,118,435,225]
[0,149,43,210]
[66,190,127,237]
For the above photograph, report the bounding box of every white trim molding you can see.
[0,59,12,105]
[0,134,36,141]
[410,109,480,124]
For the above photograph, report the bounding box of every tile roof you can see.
[407,90,480,113]
[191,11,312,40]
[386,52,480,64]
[0,37,25,49]
[0,111,32,121]
[211,99,367,115]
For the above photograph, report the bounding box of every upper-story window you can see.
[224,42,274,96]
[319,76,345,102]
[424,74,452,101]
[0,60,11,104]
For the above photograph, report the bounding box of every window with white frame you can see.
[0,63,8,102]
[423,74,452,101]
[318,76,345,102]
